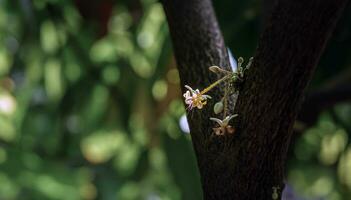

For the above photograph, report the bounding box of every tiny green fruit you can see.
[214,101,224,114]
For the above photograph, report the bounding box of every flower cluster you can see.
[182,57,252,136]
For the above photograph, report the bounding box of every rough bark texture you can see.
[162,0,348,199]
[262,0,277,26]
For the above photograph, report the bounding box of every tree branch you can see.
[161,0,231,149]
[162,0,348,199]
[262,0,277,26]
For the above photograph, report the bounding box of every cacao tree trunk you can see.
[161,0,348,199]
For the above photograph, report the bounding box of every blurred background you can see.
[0,0,350,199]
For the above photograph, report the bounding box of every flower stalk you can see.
[200,74,231,95]
[182,57,253,136]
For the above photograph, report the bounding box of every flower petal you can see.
[183,91,190,98]
[185,85,195,93]
[202,95,211,99]
[223,114,238,125]
[209,117,223,125]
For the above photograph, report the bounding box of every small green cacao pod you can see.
[214,101,224,114]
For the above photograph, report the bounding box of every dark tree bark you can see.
[262,0,277,26]
[161,0,348,199]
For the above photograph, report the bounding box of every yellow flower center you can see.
[192,95,207,108]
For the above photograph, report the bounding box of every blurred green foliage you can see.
[0,0,350,199]
[0,0,201,199]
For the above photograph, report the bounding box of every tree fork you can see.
[161,0,348,199]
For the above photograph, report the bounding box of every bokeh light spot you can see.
[152,80,167,101]
[102,65,120,85]
[0,92,16,116]
[179,114,190,134]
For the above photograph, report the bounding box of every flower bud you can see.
[209,66,222,73]
[246,57,253,69]
[213,101,224,114]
